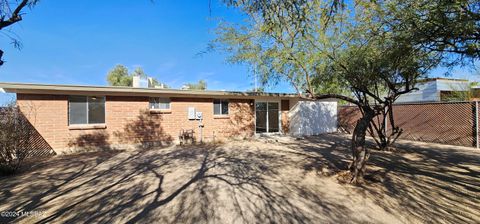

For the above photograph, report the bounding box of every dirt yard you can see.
[0,133,479,223]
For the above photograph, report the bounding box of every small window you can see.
[69,96,105,125]
[150,97,171,110]
[214,99,229,115]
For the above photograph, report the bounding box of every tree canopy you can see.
[183,80,207,90]
[214,0,476,183]
[107,65,133,87]
[383,0,479,65]
[106,65,168,88]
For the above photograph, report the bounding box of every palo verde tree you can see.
[0,0,39,66]
[385,0,479,65]
[360,0,480,149]
[215,0,440,183]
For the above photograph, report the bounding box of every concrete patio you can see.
[0,134,479,223]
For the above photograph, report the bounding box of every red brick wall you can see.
[17,94,255,152]
[281,99,290,133]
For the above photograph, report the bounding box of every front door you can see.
[255,102,279,133]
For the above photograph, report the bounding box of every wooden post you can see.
[476,101,479,149]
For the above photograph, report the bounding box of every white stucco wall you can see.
[289,100,338,136]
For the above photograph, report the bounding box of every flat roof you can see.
[0,82,300,99]
[418,78,469,83]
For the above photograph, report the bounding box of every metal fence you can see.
[0,106,55,157]
[338,101,480,148]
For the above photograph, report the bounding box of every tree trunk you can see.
[349,107,375,184]
[368,104,403,151]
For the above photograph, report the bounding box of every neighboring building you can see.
[181,84,190,90]
[133,75,167,89]
[0,82,337,153]
[396,78,469,103]
[469,85,480,101]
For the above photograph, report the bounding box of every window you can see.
[150,97,170,110]
[213,99,229,115]
[68,96,105,125]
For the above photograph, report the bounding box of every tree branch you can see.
[0,0,29,30]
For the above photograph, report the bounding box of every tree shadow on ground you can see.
[0,134,478,223]
[0,108,56,175]
[363,140,480,223]
[0,141,360,223]
[275,134,480,223]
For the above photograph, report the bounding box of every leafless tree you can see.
[0,0,39,66]
[0,102,36,174]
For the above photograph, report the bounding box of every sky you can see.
[0,0,478,105]
[0,0,294,104]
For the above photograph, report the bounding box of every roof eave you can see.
[0,82,299,99]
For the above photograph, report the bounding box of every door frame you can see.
[254,99,282,134]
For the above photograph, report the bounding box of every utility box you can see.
[196,112,203,120]
[188,107,196,120]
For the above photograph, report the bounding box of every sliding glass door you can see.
[255,102,279,133]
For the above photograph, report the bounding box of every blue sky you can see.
[0,0,295,104]
[0,0,478,104]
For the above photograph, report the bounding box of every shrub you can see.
[0,103,34,175]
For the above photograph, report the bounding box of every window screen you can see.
[214,99,229,115]
[149,98,171,109]
[88,97,105,124]
[69,96,87,125]
[68,96,105,125]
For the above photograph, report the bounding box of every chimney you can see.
[133,75,148,88]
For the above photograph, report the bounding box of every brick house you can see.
[0,82,337,154]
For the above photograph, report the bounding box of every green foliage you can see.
[215,0,439,101]
[215,0,444,160]
[217,0,479,97]
[441,81,479,102]
[217,0,479,181]
[213,2,342,94]
[184,80,207,90]
[132,67,147,78]
[381,0,480,65]
[149,78,169,88]
[247,86,265,92]
[106,65,168,88]
[107,65,132,87]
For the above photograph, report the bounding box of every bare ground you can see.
[0,133,479,224]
